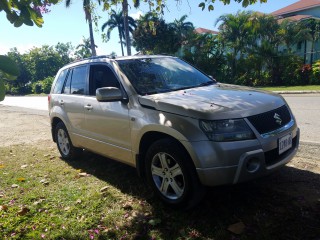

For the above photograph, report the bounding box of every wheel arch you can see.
[136,131,197,179]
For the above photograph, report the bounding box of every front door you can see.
[83,64,132,164]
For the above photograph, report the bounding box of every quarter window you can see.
[52,69,68,94]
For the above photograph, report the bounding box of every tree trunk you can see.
[119,31,124,56]
[88,14,97,56]
[310,38,315,66]
[304,40,307,64]
[122,0,131,56]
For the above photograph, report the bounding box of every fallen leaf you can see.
[17,177,26,182]
[0,205,8,211]
[100,186,109,193]
[227,221,246,235]
[40,179,49,186]
[79,172,89,177]
[21,165,28,169]
[11,184,19,188]
[76,199,82,204]
[0,165,4,169]
[17,207,30,216]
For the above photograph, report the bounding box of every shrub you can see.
[32,76,54,94]
[311,60,320,84]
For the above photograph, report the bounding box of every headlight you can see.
[199,119,255,142]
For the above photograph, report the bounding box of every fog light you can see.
[246,158,260,173]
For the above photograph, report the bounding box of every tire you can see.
[55,122,82,161]
[145,138,206,209]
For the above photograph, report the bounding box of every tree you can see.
[0,0,59,27]
[75,37,93,59]
[0,55,20,100]
[216,11,254,77]
[182,33,225,79]
[169,15,194,47]
[65,0,101,56]
[101,10,136,56]
[0,0,59,100]
[132,13,179,54]
[299,18,320,65]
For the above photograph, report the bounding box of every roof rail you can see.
[68,55,115,65]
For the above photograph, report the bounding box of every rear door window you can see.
[62,65,87,95]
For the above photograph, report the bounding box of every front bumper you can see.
[194,128,300,186]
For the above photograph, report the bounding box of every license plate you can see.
[278,133,292,155]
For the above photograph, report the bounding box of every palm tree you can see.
[215,11,253,77]
[169,15,194,44]
[65,0,100,56]
[75,37,92,58]
[300,18,320,65]
[101,10,136,56]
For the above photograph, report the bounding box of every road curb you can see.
[273,90,320,94]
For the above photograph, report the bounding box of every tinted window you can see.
[89,65,120,95]
[52,69,68,94]
[71,66,87,95]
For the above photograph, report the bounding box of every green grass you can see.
[1,145,319,239]
[258,85,320,91]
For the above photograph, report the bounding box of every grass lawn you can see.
[258,85,320,91]
[1,145,319,239]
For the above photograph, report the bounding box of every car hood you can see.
[138,84,286,119]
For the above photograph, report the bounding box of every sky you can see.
[0,0,298,56]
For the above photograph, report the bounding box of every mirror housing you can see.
[96,87,123,102]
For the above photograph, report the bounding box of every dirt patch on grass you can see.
[0,106,54,148]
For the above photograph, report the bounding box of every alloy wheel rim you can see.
[57,128,70,156]
[151,152,185,200]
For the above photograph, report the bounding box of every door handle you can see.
[84,104,93,110]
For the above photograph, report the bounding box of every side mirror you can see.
[96,87,123,102]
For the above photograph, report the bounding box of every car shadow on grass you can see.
[63,151,320,240]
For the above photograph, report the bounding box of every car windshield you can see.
[116,57,216,95]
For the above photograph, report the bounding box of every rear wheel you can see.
[145,138,205,209]
[55,122,82,161]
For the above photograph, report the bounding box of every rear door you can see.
[59,65,88,145]
[82,63,132,164]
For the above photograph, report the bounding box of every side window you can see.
[62,66,87,95]
[52,69,68,94]
[71,66,87,95]
[89,65,120,95]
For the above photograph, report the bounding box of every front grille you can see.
[264,136,297,166]
[247,105,292,135]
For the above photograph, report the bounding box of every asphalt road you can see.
[1,94,319,143]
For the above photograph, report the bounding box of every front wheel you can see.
[55,122,82,161]
[145,138,205,209]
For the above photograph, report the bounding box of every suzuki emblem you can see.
[274,113,282,125]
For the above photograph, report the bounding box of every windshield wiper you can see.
[199,81,215,87]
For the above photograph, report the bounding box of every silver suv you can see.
[49,55,299,208]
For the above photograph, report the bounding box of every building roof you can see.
[277,14,314,23]
[272,0,320,16]
[194,27,219,35]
